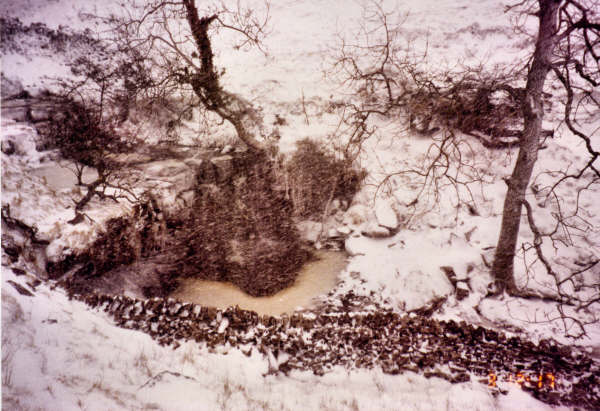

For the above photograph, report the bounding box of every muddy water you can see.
[171,250,347,316]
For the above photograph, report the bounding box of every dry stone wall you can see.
[76,290,600,410]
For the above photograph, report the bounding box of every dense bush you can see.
[285,139,366,218]
[174,152,311,297]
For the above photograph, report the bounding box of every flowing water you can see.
[170,250,348,316]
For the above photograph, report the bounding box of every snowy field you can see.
[2,0,599,410]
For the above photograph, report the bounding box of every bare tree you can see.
[488,0,599,337]
[328,2,511,221]
[99,0,271,153]
[332,0,599,337]
[492,0,597,292]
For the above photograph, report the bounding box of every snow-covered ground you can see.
[2,0,599,410]
[1,267,566,411]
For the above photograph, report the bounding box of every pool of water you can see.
[170,250,347,316]
[30,162,98,191]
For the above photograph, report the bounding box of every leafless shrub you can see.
[285,139,366,218]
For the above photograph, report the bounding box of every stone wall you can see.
[77,290,600,410]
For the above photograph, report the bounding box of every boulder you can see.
[327,228,340,239]
[221,145,234,154]
[1,140,16,155]
[183,157,203,170]
[343,204,371,226]
[456,283,470,301]
[375,198,399,230]
[336,225,352,236]
[361,221,391,238]
[144,160,189,179]
[296,220,323,243]
[345,235,371,256]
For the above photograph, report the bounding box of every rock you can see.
[336,225,352,236]
[361,222,391,238]
[440,266,458,287]
[345,235,371,256]
[30,108,50,122]
[8,280,34,297]
[296,220,323,243]
[327,228,339,239]
[221,145,234,154]
[183,157,203,170]
[375,198,399,230]
[456,283,469,301]
[144,160,190,178]
[211,155,234,183]
[1,140,16,155]
[343,204,371,226]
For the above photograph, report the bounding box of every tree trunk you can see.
[491,0,561,293]
[182,0,265,153]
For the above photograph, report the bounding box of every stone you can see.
[336,225,352,236]
[375,198,399,230]
[345,235,371,256]
[296,220,323,243]
[30,108,50,122]
[327,228,339,239]
[1,140,16,155]
[211,155,234,183]
[343,204,371,226]
[361,222,391,238]
[221,145,234,154]
[8,280,34,297]
[144,160,189,178]
[456,283,469,301]
[184,157,203,170]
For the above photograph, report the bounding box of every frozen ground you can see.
[2,0,599,410]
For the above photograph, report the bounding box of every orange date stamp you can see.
[488,372,556,389]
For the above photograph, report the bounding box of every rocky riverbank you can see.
[73,290,600,409]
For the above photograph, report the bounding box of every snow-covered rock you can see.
[343,204,372,226]
[296,220,323,243]
[221,144,234,154]
[327,227,340,238]
[143,160,190,179]
[395,270,454,311]
[375,198,399,230]
[361,221,391,238]
[345,235,371,256]
[336,225,352,236]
